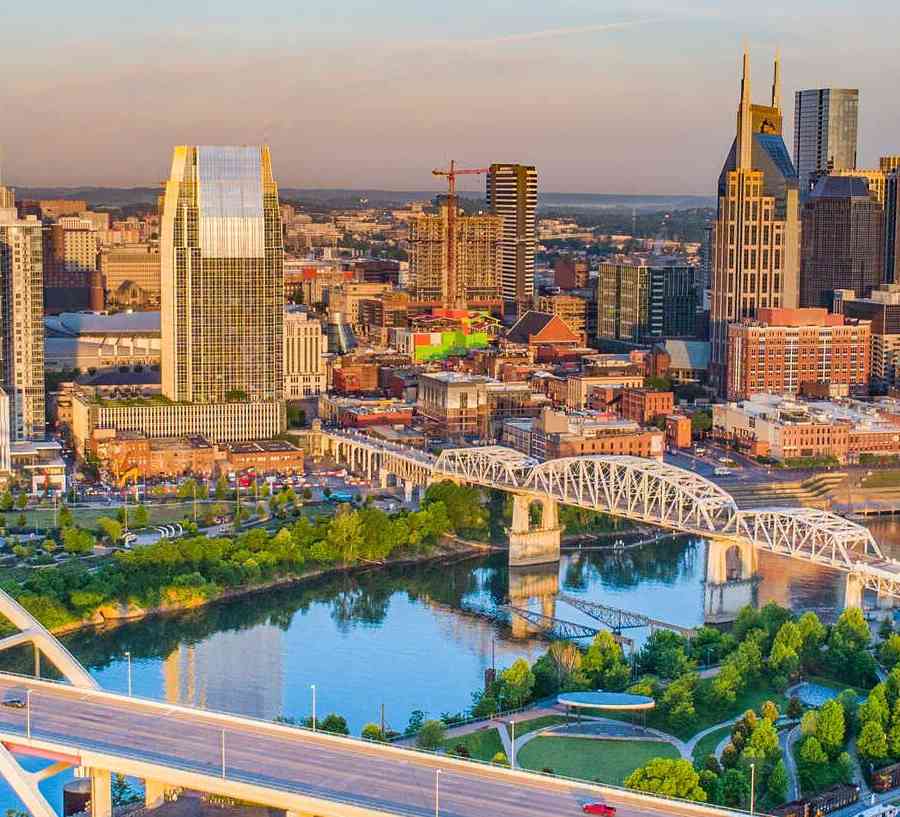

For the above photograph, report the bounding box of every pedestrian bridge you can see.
[0,589,744,817]
[315,429,900,607]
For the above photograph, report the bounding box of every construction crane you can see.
[432,160,490,311]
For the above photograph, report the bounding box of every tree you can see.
[768,621,801,675]
[111,774,139,806]
[798,736,827,766]
[215,476,229,500]
[882,634,900,670]
[16,513,26,530]
[499,658,536,708]
[422,482,487,537]
[96,516,123,543]
[787,696,804,720]
[58,504,74,529]
[0,490,12,512]
[836,751,854,784]
[698,770,721,804]
[857,720,888,762]
[816,699,846,757]
[319,713,349,735]
[582,631,630,691]
[747,719,780,759]
[760,700,779,723]
[62,526,95,555]
[800,710,818,737]
[720,743,738,769]
[767,760,789,806]
[639,630,692,680]
[721,768,750,809]
[691,410,713,435]
[491,751,508,766]
[361,723,385,742]
[624,758,706,802]
[132,504,149,528]
[15,493,28,510]
[797,611,827,666]
[415,719,446,750]
[659,673,698,732]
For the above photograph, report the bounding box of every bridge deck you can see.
[0,674,735,817]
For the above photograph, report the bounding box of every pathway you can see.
[780,723,801,802]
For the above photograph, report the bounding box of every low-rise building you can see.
[502,407,664,461]
[225,440,304,475]
[713,394,900,463]
[619,389,674,424]
[666,415,693,449]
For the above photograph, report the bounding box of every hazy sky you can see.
[2,0,898,195]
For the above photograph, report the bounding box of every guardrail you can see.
[0,669,753,817]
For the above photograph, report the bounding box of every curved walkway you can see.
[780,723,801,802]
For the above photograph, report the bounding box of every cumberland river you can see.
[3,521,900,810]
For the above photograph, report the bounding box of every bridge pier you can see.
[842,573,865,611]
[88,768,111,817]
[403,480,414,503]
[876,589,896,618]
[143,779,177,810]
[704,538,758,623]
[508,494,561,567]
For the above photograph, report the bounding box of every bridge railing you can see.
[0,669,752,817]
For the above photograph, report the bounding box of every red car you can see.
[582,804,616,816]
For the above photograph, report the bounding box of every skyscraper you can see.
[886,171,900,285]
[160,146,284,404]
[793,88,859,196]
[710,51,801,393]
[486,164,537,312]
[799,175,884,308]
[0,165,46,440]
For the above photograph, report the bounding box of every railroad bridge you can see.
[313,427,900,618]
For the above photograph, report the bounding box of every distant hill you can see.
[13,186,714,212]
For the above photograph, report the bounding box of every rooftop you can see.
[227,439,301,454]
[45,311,161,338]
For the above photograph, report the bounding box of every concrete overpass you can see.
[312,427,900,616]
[0,593,748,817]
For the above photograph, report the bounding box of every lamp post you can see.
[434,769,441,817]
[25,689,32,739]
[749,762,756,815]
[221,730,226,779]
[310,684,317,731]
[510,720,516,769]
[124,651,132,696]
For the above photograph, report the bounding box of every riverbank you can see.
[46,536,498,638]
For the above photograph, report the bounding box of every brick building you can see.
[619,389,675,424]
[225,440,305,474]
[554,256,590,289]
[726,307,871,401]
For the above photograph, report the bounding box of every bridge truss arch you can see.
[434,446,539,488]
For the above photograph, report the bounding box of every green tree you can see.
[760,700,779,723]
[836,751,854,784]
[857,720,888,762]
[748,719,780,759]
[691,411,713,435]
[882,634,900,670]
[659,673,698,732]
[767,760,789,806]
[499,658,536,708]
[96,516,123,543]
[415,719,446,750]
[624,758,706,802]
[800,710,818,737]
[769,620,801,675]
[798,736,827,765]
[15,493,28,510]
[721,768,750,809]
[111,774,139,806]
[816,699,846,757]
[787,696,803,720]
[361,723,385,742]
[639,630,692,680]
[58,504,74,529]
[422,482,488,537]
[318,713,349,735]
[215,476,229,500]
[860,685,890,729]
[582,630,630,691]
[0,491,13,512]
[62,526,95,555]
[797,611,827,666]
[491,751,508,766]
[132,504,149,528]
[698,770,721,804]
[16,513,27,529]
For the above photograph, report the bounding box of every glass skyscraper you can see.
[793,88,859,197]
[160,146,284,404]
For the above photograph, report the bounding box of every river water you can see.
[4,519,900,811]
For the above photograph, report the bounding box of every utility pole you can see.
[192,481,197,522]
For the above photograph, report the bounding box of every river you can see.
[3,519,900,811]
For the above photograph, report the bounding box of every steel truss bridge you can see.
[319,429,900,600]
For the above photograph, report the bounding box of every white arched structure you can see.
[0,588,98,817]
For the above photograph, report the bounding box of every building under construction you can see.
[408,203,503,308]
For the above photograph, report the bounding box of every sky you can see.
[2,0,899,196]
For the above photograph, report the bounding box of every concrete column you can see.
[379,470,389,489]
[89,769,111,817]
[508,493,560,567]
[404,481,413,503]
[143,780,174,810]
[843,573,864,611]
[510,493,531,534]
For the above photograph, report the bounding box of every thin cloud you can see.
[443,18,666,48]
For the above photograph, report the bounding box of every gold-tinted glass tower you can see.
[160,146,284,403]
[710,51,800,393]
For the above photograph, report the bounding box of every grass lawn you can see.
[511,715,570,738]
[7,502,237,533]
[691,725,733,764]
[861,470,900,488]
[519,738,679,785]
[441,727,504,762]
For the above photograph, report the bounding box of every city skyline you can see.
[2,1,899,195]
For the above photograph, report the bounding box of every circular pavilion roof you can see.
[557,691,655,711]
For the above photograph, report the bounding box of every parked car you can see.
[582,804,616,816]
[2,692,26,709]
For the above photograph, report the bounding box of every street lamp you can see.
[749,762,756,815]
[124,651,132,696]
[221,729,226,779]
[510,719,516,770]
[25,689,32,739]
[434,769,441,817]
[310,684,317,732]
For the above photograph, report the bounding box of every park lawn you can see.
[861,470,900,488]
[691,725,733,764]
[511,715,570,738]
[519,738,679,785]
[8,501,237,533]
[441,727,504,762]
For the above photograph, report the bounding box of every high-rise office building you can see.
[710,51,801,393]
[886,171,900,285]
[793,88,859,196]
[799,175,884,308]
[283,306,326,398]
[598,258,698,343]
[408,204,502,306]
[160,145,284,404]
[0,170,46,440]
[486,164,537,310]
